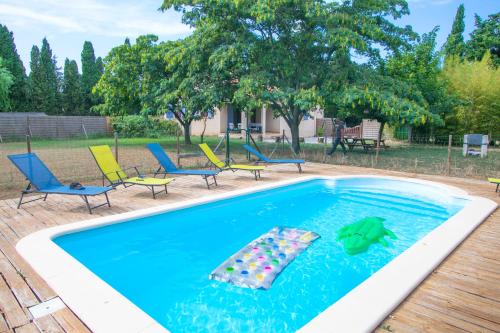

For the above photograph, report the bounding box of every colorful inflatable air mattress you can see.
[209,227,320,290]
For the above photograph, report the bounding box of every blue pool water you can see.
[54,178,467,332]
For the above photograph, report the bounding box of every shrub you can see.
[111,116,180,138]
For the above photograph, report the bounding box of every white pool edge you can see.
[16,175,497,333]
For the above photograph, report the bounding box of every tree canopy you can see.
[465,13,500,67]
[62,58,83,115]
[161,0,439,151]
[443,53,500,136]
[81,41,102,111]
[443,4,465,59]
[29,38,60,114]
[0,24,28,112]
[0,56,14,111]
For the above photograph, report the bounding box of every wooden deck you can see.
[0,163,498,333]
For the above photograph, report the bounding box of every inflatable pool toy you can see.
[209,227,320,289]
[337,217,396,255]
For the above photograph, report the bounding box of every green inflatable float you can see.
[337,217,397,255]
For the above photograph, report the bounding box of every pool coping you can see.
[16,175,497,333]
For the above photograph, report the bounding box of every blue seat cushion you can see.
[40,185,111,196]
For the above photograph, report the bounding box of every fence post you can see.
[82,120,88,139]
[176,128,180,165]
[282,130,285,153]
[26,134,32,153]
[375,131,381,165]
[114,131,119,163]
[225,128,230,164]
[447,134,452,176]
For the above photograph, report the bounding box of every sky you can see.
[0,0,499,73]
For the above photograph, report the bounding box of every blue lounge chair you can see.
[146,143,219,189]
[8,153,112,214]
[243,144,305,173]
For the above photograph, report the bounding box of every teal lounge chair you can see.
[243,144,305,173]
[146,143,219,189]
[8,153,112,214]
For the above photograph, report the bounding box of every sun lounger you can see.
[488,178,500,192]
[243,144,304,173]
[199,143,265,180]
[89,145,173,198]
[8,153,112,214]
[146,143,219,189]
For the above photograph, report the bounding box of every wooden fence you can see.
[0,114,110,141]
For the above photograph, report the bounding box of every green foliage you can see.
[443,4,465,59]
[81,41,102,111]
[0,56,14,111]
[0,24,29,112]
[93,35,161,117]
[384,28,453,131]
[62,58,83,115]
[29,39,60,114]
[443,53,500,136]
[465,13,500,67]
[162,0,422,152]
[111,115,180,138]
[155,30,226,144]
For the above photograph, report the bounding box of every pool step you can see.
[337,188,448,212]
[338,192,450,220]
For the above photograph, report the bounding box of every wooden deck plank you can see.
[0,258,39,308]
[33,315,65,333]
[0,163,497,333]
[0,275,30,329]
[13,323,38,333]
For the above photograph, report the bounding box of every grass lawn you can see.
[1,135,498,200]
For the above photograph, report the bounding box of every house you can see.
[185,104,323,139]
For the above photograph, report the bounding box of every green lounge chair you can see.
[89,145,174,198]
[199,143,265,180]
[488,178,500,192]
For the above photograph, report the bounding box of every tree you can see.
[62,58,83,115]
[154,32,225,144]
[96,57,104,75]
[0,56,14,111]
[443,4,466,59]
[81,41,102,111]
[28,46,42,113]
[162,0,435,152]
[30,38,60,114]
[465,13,500,67]
[443,53,500,136]
[0,24,29,111]
[384,28,455,135]
[93,35,160,117]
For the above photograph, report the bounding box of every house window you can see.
[165,111,174,120]
[207,110,214,119]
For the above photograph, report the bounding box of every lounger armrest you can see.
[122,165,143,176]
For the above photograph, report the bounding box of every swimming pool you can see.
[17,176,497,333]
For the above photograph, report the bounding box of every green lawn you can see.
[0,135,498,200]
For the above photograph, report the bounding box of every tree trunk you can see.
[200,117,207,143]
[183,122,191,145]
[379,121,385,141]
[290,120,300,154]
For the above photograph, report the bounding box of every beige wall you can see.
[278,106,323,138]
[188,104,324,138]
[189,105,226,136]
[265,108,280,133]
